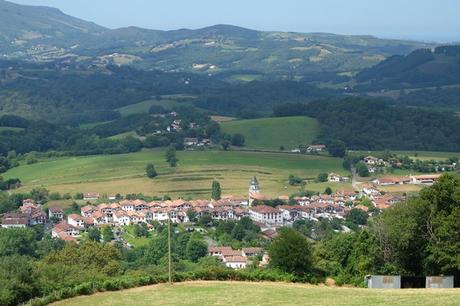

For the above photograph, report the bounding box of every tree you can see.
[324,187,333,195]
[185,238,208,262]
[102,226,114,242]
[186,208,197,223]
[87,227,101,242]
[0,256,39,306]
[356,162,370,177]
[231,223,245,241]
[165,146,179,167]
[317,173,329,182]
[211,180,222,200]
[146,163,158,178]
[133,223,149,238]
[328,140,346,158]
[231,133,245,147]
[346,208,368,226]
[221,140,230,151]
[269,228,314,276]
[0,228,37,257]
[288,174,303,186]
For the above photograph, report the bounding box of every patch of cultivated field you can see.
[221,116,320,150]
[4,150,348,199]
[52,281,460,306]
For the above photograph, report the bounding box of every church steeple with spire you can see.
[248,176,260,206]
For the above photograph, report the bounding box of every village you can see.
[0,156,447,271]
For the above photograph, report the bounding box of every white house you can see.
[249,205,282,225]
[48,207,64,220]
[224,256,248,269]
[114,211,131,226]
[67,214,86,228]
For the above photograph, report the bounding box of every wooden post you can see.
[168,212,172,284]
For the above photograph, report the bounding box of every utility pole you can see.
[168,212,172,284]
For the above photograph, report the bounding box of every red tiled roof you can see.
[250,205,280,214]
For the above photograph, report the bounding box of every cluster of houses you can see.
[291,144,327,154]
[328,172,350,183]
[372,174,441,186]
[0,199,48,228]
[208,246,266,269]
[184,137,212,148]
[50,186,363,241]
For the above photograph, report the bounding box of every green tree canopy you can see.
[269,228,313,276]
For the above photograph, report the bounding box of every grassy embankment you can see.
[53,281,460,306]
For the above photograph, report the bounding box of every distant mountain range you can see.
[0,0,433,79]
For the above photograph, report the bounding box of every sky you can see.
[9,0,460,42]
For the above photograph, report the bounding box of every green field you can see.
[116,95,197,117]
[4,150,348,199]
[53,281,460,306]
[350,150,460,161]
[221,116,320,150]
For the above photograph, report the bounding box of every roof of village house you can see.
[53,221,74,232]
[2,218,28,225]
[250,205,280,214]
[412,174,442,180]
[81,205,96,213]
[57,232,77,241]
[97,203,109,210]
[85,217,94,225]
[225,256,248,263]
[277,205,302,211]
[309,144,326,148]
[120,200,134,206]
[209,246,233,253]
[262,229,278,239]
[110,203,121,209]
[68,214,85,221]
[84,192,100,197]
[242,247,262,254]
[92,211,104,219]
[249,192,269,201]
[115,210,128,217]
[49,207,64,213]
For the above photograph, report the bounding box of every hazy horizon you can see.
[7,0,460,43]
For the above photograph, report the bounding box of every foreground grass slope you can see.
[53,281,460,306]
[4,150,348,199]
[221,116,319,150]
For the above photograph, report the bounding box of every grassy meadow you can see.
[116,94,197,117]
[221,116,320,150]
[4,150,349,200]
[53,281,460,306]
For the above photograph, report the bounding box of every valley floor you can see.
[52,281,460,306]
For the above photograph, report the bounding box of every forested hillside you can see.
[356,46,460,90]
[307,98,460,152]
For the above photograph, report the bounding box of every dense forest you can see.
[276,98,460,152]
[355,46,460,90]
